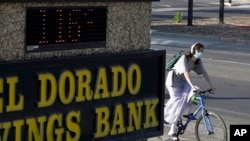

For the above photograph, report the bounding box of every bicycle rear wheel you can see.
[195,111,227,141]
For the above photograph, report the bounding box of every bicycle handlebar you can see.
[194,89,214,95]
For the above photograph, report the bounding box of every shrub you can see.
[173,12,183,23]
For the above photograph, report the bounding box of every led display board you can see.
[25,6,107,52]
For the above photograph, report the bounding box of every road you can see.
[152,42,250,117]
[152,0,250,22]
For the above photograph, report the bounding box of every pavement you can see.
[150,30,250,54]
[224,0,250,7]
[151,0,250,52]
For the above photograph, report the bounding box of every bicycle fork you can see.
[201,110,214,135]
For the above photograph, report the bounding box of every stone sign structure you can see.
[0,1,153,60]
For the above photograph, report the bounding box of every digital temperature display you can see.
[25,7,107,52]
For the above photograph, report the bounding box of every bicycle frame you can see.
[177,94,212,135]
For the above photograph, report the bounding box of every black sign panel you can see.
[0,50,165,141]
[1,0,160,3]
[25,6,107,52]
[230,125,250,141]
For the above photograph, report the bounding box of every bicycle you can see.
[162,89,228,141]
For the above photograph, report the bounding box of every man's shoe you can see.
[170,134,179,141]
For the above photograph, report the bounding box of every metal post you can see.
[219,0,224,24]
[187,0,193,26]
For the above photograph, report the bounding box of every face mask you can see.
[194,52,203,59]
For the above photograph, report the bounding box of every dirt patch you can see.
[151,16,250,44]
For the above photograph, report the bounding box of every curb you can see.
[151,30,250,45]
[224,1,250,7]
[150,30,220,41]
[224,2,241,6]
[219,37,250,44]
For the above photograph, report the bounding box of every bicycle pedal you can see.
[178,132,184,135]
[177,131,184,136]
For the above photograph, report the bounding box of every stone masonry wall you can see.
[0,2,151,61]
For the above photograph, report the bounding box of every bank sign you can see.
[0,50,165,141]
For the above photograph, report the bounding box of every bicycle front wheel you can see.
[195,111,227,141]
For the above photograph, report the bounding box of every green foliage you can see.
[172,12,183,23]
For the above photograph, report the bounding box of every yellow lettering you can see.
[6,76,24,112]
[110,104,126,135]
[127,101,143,132]
[94,68,110,99]
[0,78,3,113]
[0,121,11,141]
[94,98,160,139]
[144,98,159,128]
[47,114,64,141]
[13,119,24,141]
[75,69,92,101]
[59,71,75,104]
[94,106,110,138]
[111,66,126,97]
[1,111,82,141]
[127,64,141,95]
[26,116,47,141]
[38,73,57,108]
[66,111,81,141]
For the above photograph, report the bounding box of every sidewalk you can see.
[150,30,250,53]
[148,116,231,141]
[147,121,197,141]
[225,0,250,6]
[151,0,250,47]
